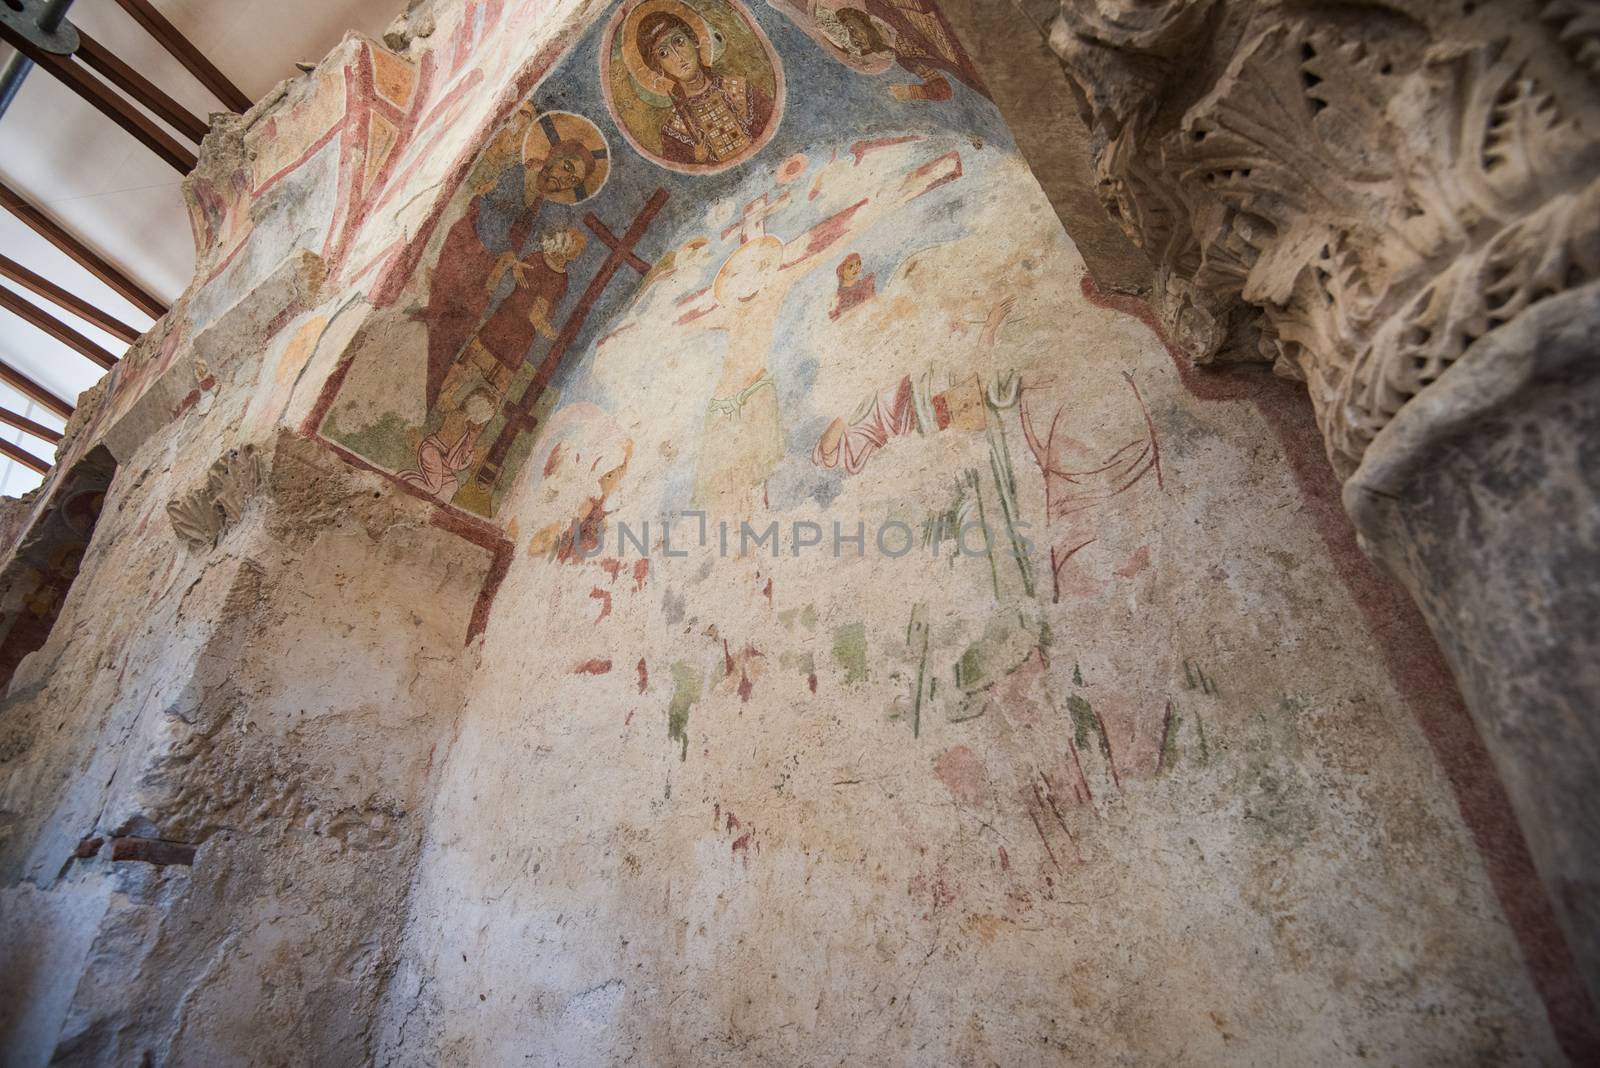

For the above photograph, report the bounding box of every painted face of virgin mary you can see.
[641,16,703,85]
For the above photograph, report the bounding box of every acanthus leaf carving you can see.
[1048,0,1600,479]
[166,445,266,549]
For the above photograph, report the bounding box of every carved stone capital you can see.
[1048,0,1600,479]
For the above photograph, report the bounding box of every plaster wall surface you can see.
[0,0,1587,1064]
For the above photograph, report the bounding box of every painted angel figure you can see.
[807,0,989,102]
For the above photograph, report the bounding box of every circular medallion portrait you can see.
[601,0,786,175]
[522,110,612,204]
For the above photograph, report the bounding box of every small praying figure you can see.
[829,252,877,320]
[398,390,498,504]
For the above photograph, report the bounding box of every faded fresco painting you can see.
[11,0,1568,1060]
[314,0,1176,783]
[768,0,988,101]
[316,0,996,520]
[603,0,785,172]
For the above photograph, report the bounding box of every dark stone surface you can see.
[939,0,1152,294]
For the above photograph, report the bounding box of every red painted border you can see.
[1081,274,1600,1063]
[308,434,512,645]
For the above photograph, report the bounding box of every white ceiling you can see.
[0,0,399,492]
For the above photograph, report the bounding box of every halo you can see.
[520,110,611,205]
[621,0,717,98]
[713,235,783,304]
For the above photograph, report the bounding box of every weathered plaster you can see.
[0,0,1590,1064]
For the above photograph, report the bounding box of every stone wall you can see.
[1041,0,1600,1016]
[0,0,1592,1063]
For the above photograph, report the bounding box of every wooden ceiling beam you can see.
[111,0,250,113]
[0,436,51,476]
[0,359,74,420]
[0,180,168,320]
[0,286,119,369]
[0,254,141,343]
[0,22,197,173]
[0,406,63,445]
[75,29,210,144]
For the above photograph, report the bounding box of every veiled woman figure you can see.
[640,10,772,165]
[607,0,783,173]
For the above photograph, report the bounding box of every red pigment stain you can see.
[906,866,958,916]
[1114,546,1151,578]
[573,658,612,675]
[542,443,564,477]
[934,745,989,804]
[723,639,735,676]
[731,832,752,854]
[807,672,817,694]
[632,558,649,591]
[998,846,1010,871]
[636,658,648,693]
[762,577,772,604]
[849,134,920,164]
[589,587,612,623]
[599,558,622,583]
[737,670,753,703]
[726,812,740,832]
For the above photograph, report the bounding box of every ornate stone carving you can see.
[166,445,265,549]
[1046,0,1600,477]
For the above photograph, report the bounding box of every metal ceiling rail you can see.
[75,28,210,143]
[0,435,50,475]
[0,405,63,444]
[0,357,73,420]
[0,21,198,172]
[0,180,168,320]
[0,286,119,369]
[111,0,250,113]
[0,254,141,343]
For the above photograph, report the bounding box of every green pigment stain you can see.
[1067,693,1113,762]
[1067,693,1094,749]
[832,622,867,685]
[1160,710,1182,773]
[667,661,702,761]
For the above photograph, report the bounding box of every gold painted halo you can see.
[621,0,718,98]
[520,110,611,205]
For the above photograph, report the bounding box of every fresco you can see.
[316,0,1005,521]
[302,0,1178,772]
[603,0,785,172]
[294,0,1201,795]
[12,2,1571,1061]
[767,0,988,102]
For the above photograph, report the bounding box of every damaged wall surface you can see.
[0,0,1595,1065]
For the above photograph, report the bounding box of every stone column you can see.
[1043,0,1600,999]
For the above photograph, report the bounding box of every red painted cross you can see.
[720,191,790,245]
[474,187,670,488]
